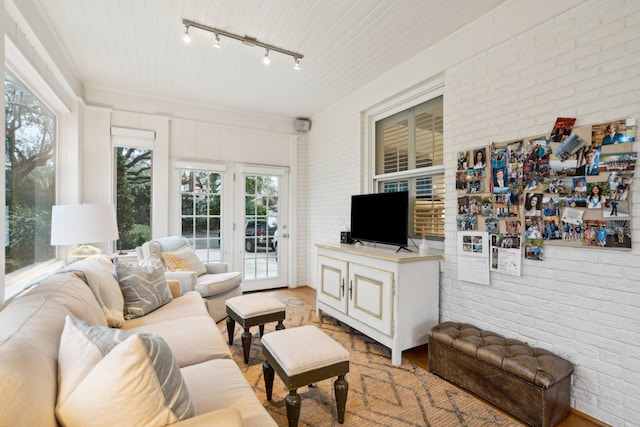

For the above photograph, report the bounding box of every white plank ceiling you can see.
[34,0,506,118]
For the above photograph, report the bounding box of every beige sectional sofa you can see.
[0,255,276,427]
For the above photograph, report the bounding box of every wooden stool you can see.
[261,325,350,427]
[226,294,286,363]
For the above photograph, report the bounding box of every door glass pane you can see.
[244,175,279,280]
[180,170,222,263]
[115,147,151,252]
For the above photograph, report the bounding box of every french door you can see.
[234,164,289,292]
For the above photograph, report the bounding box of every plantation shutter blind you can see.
[415,175,445,239]
[375,95,444,240]
[378,114,409,174]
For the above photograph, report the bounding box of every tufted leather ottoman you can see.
[428,322,573,427]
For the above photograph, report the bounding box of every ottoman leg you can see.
[334,375,349,424]
[276,319,285,331]
[259,324,265,337]
[285,389,301,427]
[226,317,235,345]
[263,360,274,400]
[241,328,252,363]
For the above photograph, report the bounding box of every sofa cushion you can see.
[126,315,231,367]
[115,257,173,319]
[162,246,207,276]
[195,271,242,298]
[122,291,208,329]
[61,255,125,327]
[181,359,278,427]
[56,316,195,427]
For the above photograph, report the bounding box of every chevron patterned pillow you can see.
[115,258,172,320]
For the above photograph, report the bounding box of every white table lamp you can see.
[51,204,120,265]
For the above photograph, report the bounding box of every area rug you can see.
[219,296,524,427]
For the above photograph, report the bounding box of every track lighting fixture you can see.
[182,19,304,70]
[183,24,191,43]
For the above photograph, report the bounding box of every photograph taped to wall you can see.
[457,213,477,231]
[603,199,628,218]
[485,216,499,234]
[585,182,608,209]
[457,151,470,171]
[551,133,585,162]
[490,233,522,276]
[592,118,636,146]
[583,220,606,247]
[561,207,584,225]
[549,117,577,143]
[473,148,487,169]
[524,238,543,261]
[604,219,631,249]
[525,216,543,239]
[598,152,637,173]
[609,173,632,201]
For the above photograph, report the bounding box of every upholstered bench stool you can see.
[226,293,286,363]
[428,322,574,427]
[261,325,350,427]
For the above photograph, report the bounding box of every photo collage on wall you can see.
[457,117,635,267]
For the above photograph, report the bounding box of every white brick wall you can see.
[443,1,640,425]
[304,112,362,288]
[303,0,640,425]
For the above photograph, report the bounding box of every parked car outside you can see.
[245,219,277,252]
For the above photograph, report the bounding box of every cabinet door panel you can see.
[317,256,348,313]
[348,263,393,336]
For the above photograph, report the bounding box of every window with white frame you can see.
[180,169,223,263]
[375,95,444,240]
[4,69,57,274]
[114,147,152,252]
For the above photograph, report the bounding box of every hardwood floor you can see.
[263,286,606,427]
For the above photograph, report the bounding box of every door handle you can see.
[281,233,289,238]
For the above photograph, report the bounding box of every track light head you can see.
[183,25,191,43]
[294,57,301,70]
[263,49,271,65]
[213,33,221,48]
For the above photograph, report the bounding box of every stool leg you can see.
[285,389,301,427]
[276,320,285,331]
[334,375,349,424]
[259,324,265,337]
[241,328,252,363]
[263,360,274,400]
[226,317,235,345]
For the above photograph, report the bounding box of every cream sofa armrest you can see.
[165,271,197,293]
[205,262,230,274]
[172,408,242,427]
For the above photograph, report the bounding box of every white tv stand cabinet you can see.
[315,243,441,366]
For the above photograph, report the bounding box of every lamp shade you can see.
[51,204,119,246]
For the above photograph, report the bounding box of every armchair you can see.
[137,236,242,322]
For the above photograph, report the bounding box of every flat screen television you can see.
[350,191,409,249]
